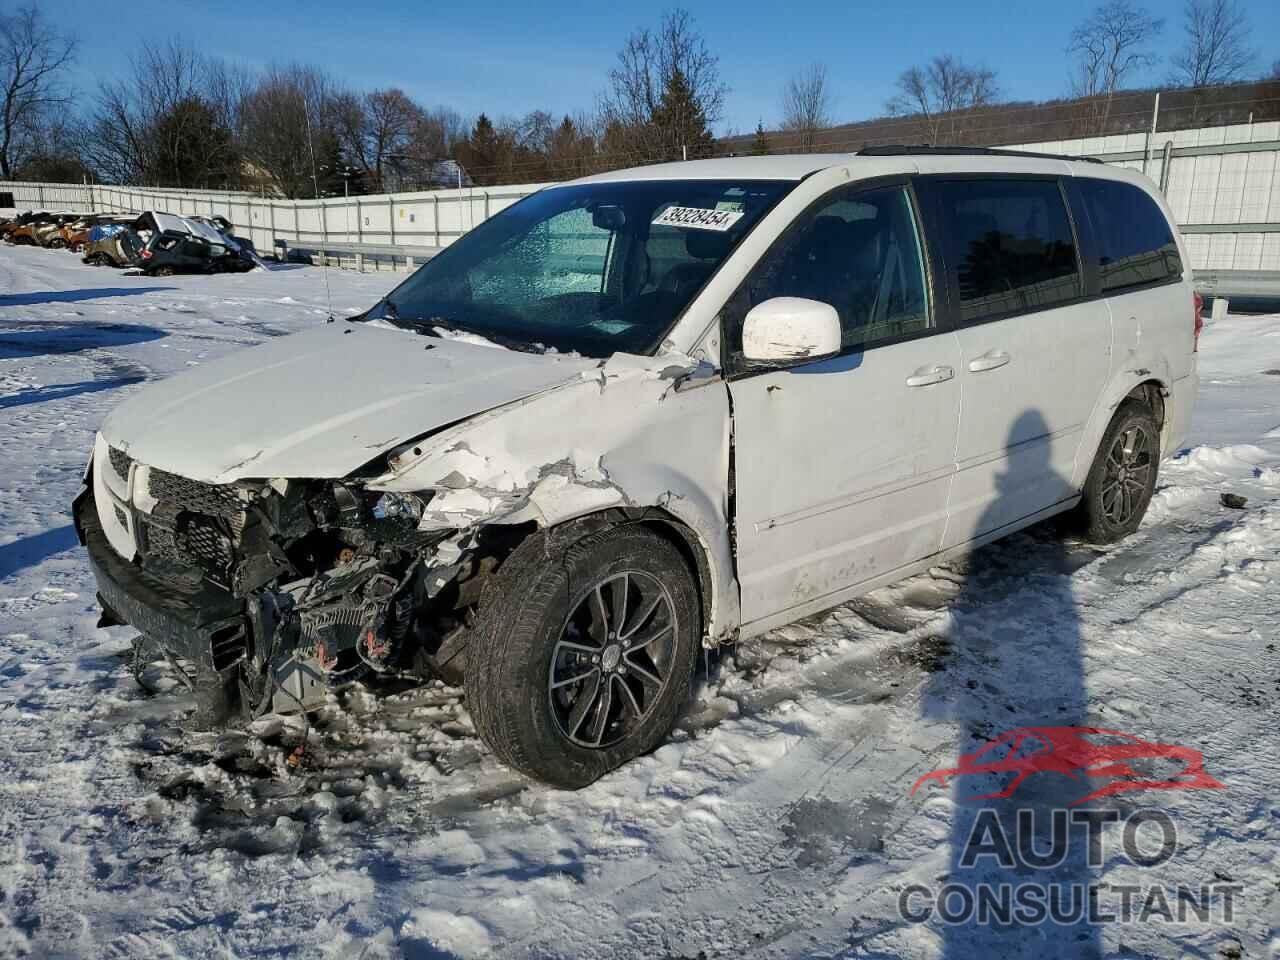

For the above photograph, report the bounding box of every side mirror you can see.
[741,297,842,365]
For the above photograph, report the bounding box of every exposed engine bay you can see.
[76,445,527,721]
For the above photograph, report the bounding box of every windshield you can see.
[368,178,794,357]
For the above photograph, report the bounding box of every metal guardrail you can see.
[277,240,442,272]
[1193,269,1280,300]
[1181,223,1280,234]
[277,241,606,278]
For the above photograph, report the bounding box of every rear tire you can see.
[1074,399,1160,544]
[465,524,701,788]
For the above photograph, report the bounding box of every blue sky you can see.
[41,0,1280,134]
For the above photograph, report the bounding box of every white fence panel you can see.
[2,122,1278,271]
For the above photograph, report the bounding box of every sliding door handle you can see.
[905,365,955,387]
[968,351,1011,373]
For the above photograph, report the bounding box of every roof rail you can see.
[856,144,1104,164]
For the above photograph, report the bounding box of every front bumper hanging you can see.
[74,487,250,677]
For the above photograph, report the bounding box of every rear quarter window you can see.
[1078,179,1182,292]
[927,178,1082,323]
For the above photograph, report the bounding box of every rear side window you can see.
[1077,179,1182,292]
[929,179,1081,323]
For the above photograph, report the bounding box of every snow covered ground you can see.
[0,242,1276,960]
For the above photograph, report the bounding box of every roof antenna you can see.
[303,91,336,323]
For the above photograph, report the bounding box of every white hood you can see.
[100,322,596,482]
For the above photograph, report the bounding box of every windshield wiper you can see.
[377,300,545,354]
[425,317,543,354]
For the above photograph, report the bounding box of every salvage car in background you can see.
[33,213,84,247]
[75,148,1199,788]
[133,211,258,275]
[0,210,51,240]
[63,214,131,252]
[81,224,142,268]
[5,211,71,245]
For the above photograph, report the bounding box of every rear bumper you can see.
[1165,370,1198,457]
[74,486,248,674]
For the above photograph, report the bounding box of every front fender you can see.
[370,359,741,641]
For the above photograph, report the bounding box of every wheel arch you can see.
[1073,372,1170,491]
[519,505,722,647]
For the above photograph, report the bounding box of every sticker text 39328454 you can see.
[651,206,745,232]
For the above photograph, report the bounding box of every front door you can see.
[725,182,961,627]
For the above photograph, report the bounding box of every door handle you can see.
[905,364,955,387]
[968,351,1011,373]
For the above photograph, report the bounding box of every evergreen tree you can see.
[650,67,714,160]
[750,121,771,156]
[463,113,501,183]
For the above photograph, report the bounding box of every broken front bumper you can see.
[74,487,249,676]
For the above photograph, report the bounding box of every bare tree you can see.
[238,64,340,198]
[87,41,241,188]
[598,9,727,160]
[0,5,76,178]
[335,87,424,190]
[1069,0,1164,133]
[782,63,832,152]
[1169,0,1253,87]
[886,55,999,145]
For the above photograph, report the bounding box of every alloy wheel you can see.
[1101,424,1152,526]
[548,570,677,749]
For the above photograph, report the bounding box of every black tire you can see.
[1074,399,1160,544]
[154,265,176,277]
[465,524,701,788]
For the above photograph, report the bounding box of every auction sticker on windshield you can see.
[652,205,744,231]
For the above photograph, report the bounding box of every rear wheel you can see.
[465,524,701,788]
[1074,399,1160,544]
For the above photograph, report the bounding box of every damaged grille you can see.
[108,446,133,481]
[136,469,248,584]
[149,469,245,519]
[181,515,235,571]
[140,511,238,584]
[113,505,129,529]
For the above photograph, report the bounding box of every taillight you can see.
[140,249,152,259]
[1193,292,1204,352]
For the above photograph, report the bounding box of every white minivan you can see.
[75,147,1200,787]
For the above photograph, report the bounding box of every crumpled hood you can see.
[100,322,596,482]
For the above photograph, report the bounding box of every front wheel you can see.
[1074,399,1160,544]
[465,525,701,788]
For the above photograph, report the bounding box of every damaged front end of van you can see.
[73,320,736,726]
